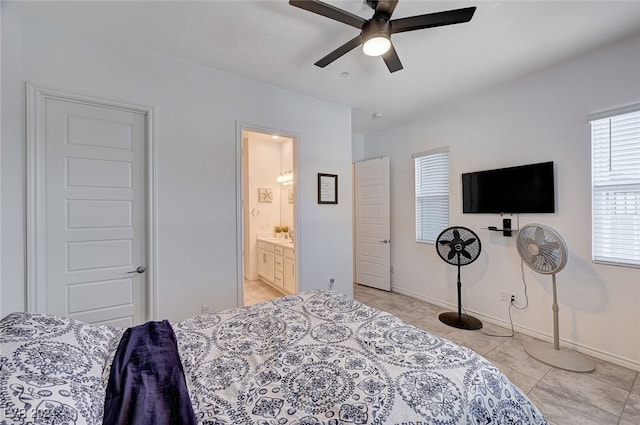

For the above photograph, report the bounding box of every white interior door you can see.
[32,92,148,327]
[355,157,391,291]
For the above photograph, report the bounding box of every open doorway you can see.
[240,127,298,306]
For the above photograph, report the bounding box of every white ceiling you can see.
[15,0,640,134]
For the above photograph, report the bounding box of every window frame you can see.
[590,104,640,268]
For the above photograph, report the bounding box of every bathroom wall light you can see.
[277,170,293,185]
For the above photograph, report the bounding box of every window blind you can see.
[591,108,640,267]
[414,149,449,243]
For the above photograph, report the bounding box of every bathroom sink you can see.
[275,239,294,246]
[259,237,294,247]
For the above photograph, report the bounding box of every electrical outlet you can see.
[500,291,518,303]
[329,278,335,289]
[201,304,211,314]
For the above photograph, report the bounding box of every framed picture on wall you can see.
[318,173,338,204]
[258,187,273,203]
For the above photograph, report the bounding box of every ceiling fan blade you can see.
[382,43,403,73]
[314,35,363,68]
[289,0,366,29]
[390,7,476,34]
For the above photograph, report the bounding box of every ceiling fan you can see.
[289,0,476,73]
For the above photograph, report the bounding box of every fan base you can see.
[439,312,482,330]
[525,341,595,373]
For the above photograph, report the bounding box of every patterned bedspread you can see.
[173,290,548,424]
[0,290,548,424]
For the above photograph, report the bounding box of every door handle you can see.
[379,239,389,243]
[128,266,146,274]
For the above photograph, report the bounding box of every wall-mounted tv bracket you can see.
[486,217,516,237]
[502,218,512,237]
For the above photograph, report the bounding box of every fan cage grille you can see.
[516,224,568,274]
[436,227,481,266]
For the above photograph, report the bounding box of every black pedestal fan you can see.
[436,227,482,330]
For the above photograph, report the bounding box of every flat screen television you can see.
[462,161,555,214]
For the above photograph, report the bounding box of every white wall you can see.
[1,4,353,321]
[362,33,640,371]
[352,132,365,162]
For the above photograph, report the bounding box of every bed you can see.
[1,290,548,424]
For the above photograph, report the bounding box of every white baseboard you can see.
[391,286,640,372]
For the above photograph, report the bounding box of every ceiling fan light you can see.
[362,35,391,56]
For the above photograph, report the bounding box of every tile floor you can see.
[244,281,639,425]
[243,278,286,306]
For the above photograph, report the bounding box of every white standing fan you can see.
[516,224,595,372]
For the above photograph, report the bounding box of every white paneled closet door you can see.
[35,94,148,327]
[355,157,391,291]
